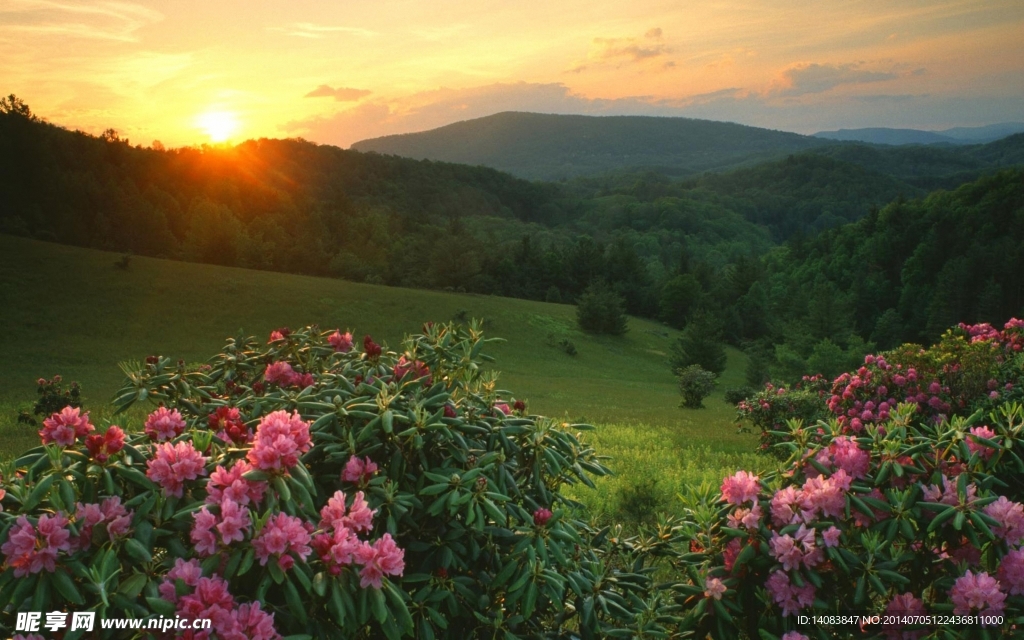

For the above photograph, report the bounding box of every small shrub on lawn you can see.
[678,365,717,409]
[723,386,756,406]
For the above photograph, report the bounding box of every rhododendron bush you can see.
[0,322,669,639]
[677,320,1024,639]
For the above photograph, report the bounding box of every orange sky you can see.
[2,0,1022,147]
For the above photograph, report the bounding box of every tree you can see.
[669,312,727,375]
[576,282,629,335]
[658,274,702,328]
[0,94,33,119]
[677,365,717,408]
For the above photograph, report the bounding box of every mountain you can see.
[351,112,827,180]
[813,122,1024,146]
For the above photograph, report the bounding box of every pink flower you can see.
[343,491,375,533]
[997,548,1024,595]
[342,456,379,483]
[247,410,312,472]
[394,356,430,382]
[723,539,741,572]
[884,593,927,640]
[949,571,1005,617]
[313,526,362,575]
[145,407,187,441]
[494,402,511,415]
[983,496,1024,544]
[829,436,870,479]
[192,498,251,556]
[328,330,354,353]
[782,633,809,640]
[159,558,204,602]
[146,440,208,497]
[40,406,93,446]
[727,504,762,531]
[264,361,298,387]
[769,534,805,571]
[232,601,279,640]
[765,570,814,617]
[704,577,727,600]
[192,506,219,556]
[533,508,553,527]
[966,426,998,460]
[721,471,760,505]
[74,497,131,548]
[354,533,405,589]
[207,460,266,507]
[252,513,312,569]
[822,526,841,548]
[1,513,71,577]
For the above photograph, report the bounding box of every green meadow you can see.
[0,234,761,517]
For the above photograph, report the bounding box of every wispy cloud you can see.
[305,85,372,101]
[267,23,375,39]
[591,37,669,63]
[0,0,162,42]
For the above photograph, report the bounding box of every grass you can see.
[0,235,760,485]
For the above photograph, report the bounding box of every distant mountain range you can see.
[813,123,1024,146]
[352,112,826,180]
[353,112,1024,181]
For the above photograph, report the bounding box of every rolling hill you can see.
[0,234,760,457]
[814,122,1024,146]
[351,111,827,180]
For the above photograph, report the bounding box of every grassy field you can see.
[0,235,760,505]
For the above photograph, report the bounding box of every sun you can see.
[196,110,239,143]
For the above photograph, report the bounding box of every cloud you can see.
[774,63,898,96]
[645,28,662,39]
[267,23,375,39]
[591,37,669,63]
[0,0,162,41]
[305,85,372,101]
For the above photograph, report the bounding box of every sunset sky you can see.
[2,0,1022,148]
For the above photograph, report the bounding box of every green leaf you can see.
[146,596,177,616]
[51,569,85,605]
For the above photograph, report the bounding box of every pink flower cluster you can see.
[726,504,762,531]
[721,471,760,505]
[922,474,978,507]
[949,571,1006,617]
[39,406,93,447]
[312,490,404,587]
[997,548,1024,596]
[883,593,927,640]
[192,499,251,556]
[145,407,187,441]
[394,356,430,382]
[958,318,1024,352]
[160,560,279,640]
[770,469,850,526]
[146,441,208,497]
[769,525,822,571]
[74,497,132,548]
[812,436,870,479]
[983,496,1024,544]
[328,330,353,353]
[966,425,999,460]
[342,456,379,483]
[252,513,312,572]
[704,576,727,600]
[765,570,815,617]
[246,410,312,472]
[84,425,125,463]
[1,513,71,576]
[263,362,313,389]
[206,460,267,507]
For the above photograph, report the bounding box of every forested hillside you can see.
[352,111,825,180]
